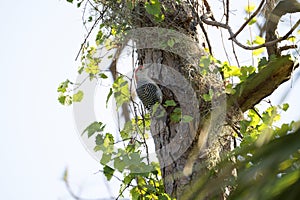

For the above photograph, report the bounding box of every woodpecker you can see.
[134,66,163,110]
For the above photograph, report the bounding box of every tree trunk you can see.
[131,1,239,199]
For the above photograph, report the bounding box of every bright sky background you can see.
[0,1,299,200]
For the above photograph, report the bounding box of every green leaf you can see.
[112,76,130,108]
[73,90,84,102]
[94,133,114,153]
[130,186,141,200]
[66,0,73,3]
[130,152,141,165]
[85,64,99,74]
[253,36,265,45]
[282,103,289,111]
[144,0,164,22]
[111,27,117,36]
[124,152,132,164]
[94,145,101,152]
[203,89,213,102]
[114,157,126,172]
[170,108,182,122]
[258,57,268,71]
[248,109,261,127]
[123,174,134,185]
[99,73,108,79]
[95,134,104,146]
[248,17,257,25]
[120,120,133,139]
[199,56,211,69]
[78,66,84,74]
[275,123,292,137]
[245,3,256,14]
[58,94,72,106]
[145,0,161,16]
[182,115,193,123]
[252,47,265,56]
[167,38,175,48]
[239,120,250,135]
[222,62,241,78]
[145,184,156,193]
[58,95,66,105]
[103,165,114,181]
[164,100,177,107]
[96,30,104,45]
[225,84,236,94]
[100,153,112,165]
[287,36,296,43]
[152,103,166,118]
[239,66,256,82]
[57,79,70,93]
[82,121,105,138]
[103,133,114,151]
[104,38,114,50]
[158,193,172,200]
[106,88,113,108]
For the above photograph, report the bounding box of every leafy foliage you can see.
[112,76,130,108]
[59,0,300,199]
[78,84,170,198]
[182,106,300,200]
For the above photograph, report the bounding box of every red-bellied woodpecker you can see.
[134,66,163,110]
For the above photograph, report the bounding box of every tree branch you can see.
[201,5,300,53]
[75,6,109,61]
[225,0,229,25]
[227,56,297,112]
[230,0,265,39]
[265,0,300,56]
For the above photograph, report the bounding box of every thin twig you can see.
[279,45,297,52]
[230,124,243,139]
[87,0,100,12]
[64,176,117,200]
[251,107,263,120]
[115,184,131,200]
[225,0,229,25]
[75,6,109,61]
[230,0,265,39]
[201,14,300,51]
[94,169,123,182]
[202,0,215,21]
[220,29,231,66]
[75,16,102,61]
[231,41,240,68]
[82,0,89,32]
[187,0,212,54]
[72,75,90,91]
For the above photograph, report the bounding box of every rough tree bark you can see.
[126,0,300,199]
[131,1,237,199]
[67,0,299,199]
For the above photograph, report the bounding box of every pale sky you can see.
[0,1,106,199]
[0,1,299,200]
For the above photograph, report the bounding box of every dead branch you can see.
[265,0,300,56]
[201,13,300,53]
